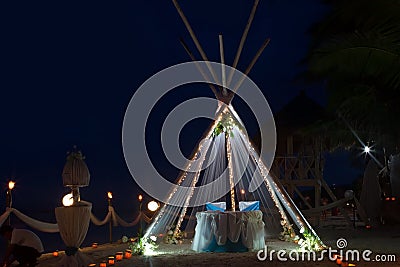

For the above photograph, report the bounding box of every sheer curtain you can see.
[55,202,92,267]
[192,211,265,252]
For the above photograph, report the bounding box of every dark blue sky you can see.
[0,1,360,214]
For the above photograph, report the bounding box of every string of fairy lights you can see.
[144,106,226,238]
[231,107,323,244]
[226,135,236,211]
[145,104,323,248]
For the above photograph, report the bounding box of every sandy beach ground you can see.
[37,227,399,267]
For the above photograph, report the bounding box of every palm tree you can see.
[304,0,400,153]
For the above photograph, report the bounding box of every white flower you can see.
[299,227,305,234]
[167,230,173,235]
[121,236,128,243]
[150,235,157,242]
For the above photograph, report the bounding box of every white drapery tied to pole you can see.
[0,208,59,233]
[55,201,92,267]
[89,206,144,227]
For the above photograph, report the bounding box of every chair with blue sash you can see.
[205,202,226,211]
[239,201,260,211]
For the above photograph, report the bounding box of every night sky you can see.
[0,1,359,215]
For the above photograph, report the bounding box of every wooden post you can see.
[108,197,112,243]
[179,38,219,98]
[287,136,293,155]
[172,0,220,85]
[315,180,321,226]
[227,0,260,87]
[219,34,227,96]
[232,38,270,95]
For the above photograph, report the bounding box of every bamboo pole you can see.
[219,34,227,96]
[172,0,220,86]
[179,38,219,98]
[227,0,260,87]
[232,37,270,95]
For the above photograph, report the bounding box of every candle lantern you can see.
[124,249,132,259]
[99,262,107,267]
[53,250,59,257]
[336,256,343,265]
[115,252,123,261]
[108,256,115,265]
[92,242,98,248]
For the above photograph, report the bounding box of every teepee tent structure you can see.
[144,0,325,250]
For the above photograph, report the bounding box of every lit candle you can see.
[124,249,132,259]
[108,256,115,265]
[99,262,107,267]
[115,252,123,261]
[92,242,98,248]
[88,264,96,267]
[53,250,59,257]
[341,262,349,267]
[336,256,342,265]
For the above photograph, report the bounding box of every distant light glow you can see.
[62,193,74,206]
[240,189,245,195]
[107,192,113,199]
[364,146,371,153]
[147,201,159,212]
[138,194,143,202]
[8,181,15,190]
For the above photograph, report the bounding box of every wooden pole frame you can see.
[172,0,220,87]
[179,38,219,98]
[219,34,227,96]
[227,0,260,87]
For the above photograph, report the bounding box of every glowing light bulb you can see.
[364,146,370,153]
[8,181,15,190]
[62,193,74,206]
[147,201,159,212]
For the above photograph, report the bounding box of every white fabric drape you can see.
[55,202,92,267]
[0,209,12,226]
[113,211,141,227]
[90,206,142,227]
[10,208,59,233]
[90,205,113,226]
[192,210,265,252]
[0,208,59,233]
[241,211,265,249]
